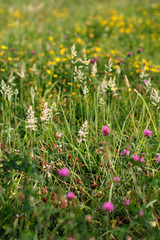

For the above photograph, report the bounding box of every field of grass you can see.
[0,0,160,239]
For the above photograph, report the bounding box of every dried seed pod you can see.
[76,178,81,184]
[52,193,57,201]
[60,196,68,208]
[42,187,48,195]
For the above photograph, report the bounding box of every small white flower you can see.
[71,44,77,59]
[41,102,52,124]
[150,88,160,106]
[77,120,88,143]
[105,58,113,74]
[91,62,97,77]
[30,87,35,105]
[26,106,37,130]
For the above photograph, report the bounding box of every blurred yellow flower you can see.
[60,48,65,55]
[48,61,56,65]
[48,36,54,42]
[49,50,54,55]
[55,57,60,62]
[95,47,101,52]
[1,45,7,50]
[46,70,51,75]
[89,33,94,38]
[77,38,82,44]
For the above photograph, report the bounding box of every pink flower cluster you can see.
[102,201,114,212]
[143,129,152,137]
[132,155,139,161]
[113,177,120,182]
[124,199,130,205]
[132,155,145,162]
[120,149,130,156]
[67,192,76,200]
[157,154,160,163]
[58,168,69,178]
[102,126,110,136]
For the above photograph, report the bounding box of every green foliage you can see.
[0,0,160,239]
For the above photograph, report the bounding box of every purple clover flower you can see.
[113,177,120,182]
[128,52,133,56]
[120,149,130,156]
[132,155,139,161]
[58,168,69,178]
[140,157,145,163]
[102,126,110,136]
[143,129,152,137]
[124,199,130,205]
[67,192,76,200]
[157,154,160,163]
[102,201,114,212]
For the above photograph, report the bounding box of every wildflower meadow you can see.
[0,0,160,239]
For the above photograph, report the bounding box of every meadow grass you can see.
[0,0,160,239]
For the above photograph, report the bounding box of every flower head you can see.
[139,210,144,216]
[132,155,139,161]
[58,168,69,178]
[124,199,130,205]
[128,51,133,56]
[113,177,120,182]
[143,129,152,137]
[140,157,145,163]
[90,59,95,64]
[120,148,130,156]
[143,80,147,85]
[67,192,76,200]
[157,154,160,163]
[102,201,114,212]
[138,48,142,53]
[102,126,110,136]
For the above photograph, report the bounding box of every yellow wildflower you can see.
[55,57,60,62]
[49,50,54,55]
[1,45,7,50]
[46,70,51,75]
[48,61,56,65]
[95,47,101,52]
[77,38,82,44]
[89,33,94,38]
[13,10,21,19]
[60,48,65,55]
[48,36,54,42]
